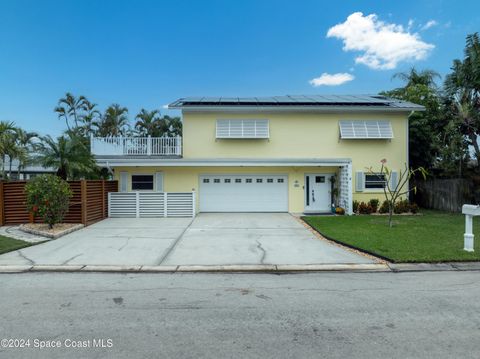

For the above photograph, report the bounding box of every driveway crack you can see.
[61,254,83,265]
[118,237,131,251]
[256,240,267,264]
[155,219,195,265]
[17,250,35,265]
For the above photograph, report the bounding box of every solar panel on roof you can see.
[237,97,257,103]
[168,94,425,110]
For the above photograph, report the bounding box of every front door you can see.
[304,174,332,213]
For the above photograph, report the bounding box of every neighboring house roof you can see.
[3,157,56,173]
[169,95,425,112]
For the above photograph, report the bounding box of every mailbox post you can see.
[462,204,480,252]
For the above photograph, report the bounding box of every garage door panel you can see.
[200,175,288,212]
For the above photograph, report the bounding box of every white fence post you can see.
[108,192,111,217]
[164,192,168,218]
[177,135,182,155]
[135,192,140,218]
[192,191,196,217]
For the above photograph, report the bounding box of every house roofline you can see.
[170,106,424,113]
[95,158,352,168]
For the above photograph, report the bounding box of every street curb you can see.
[0,263,388,273]
[1,262,479,273]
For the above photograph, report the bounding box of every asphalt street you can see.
[1,271,479,358]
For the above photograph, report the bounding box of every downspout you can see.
[105,161,114,179]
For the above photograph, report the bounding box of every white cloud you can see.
[309,73,355,87]
[327,12,435,70]
[421,20,438,30]
[407,19,414,31]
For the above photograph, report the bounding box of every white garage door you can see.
[199,174,288,212]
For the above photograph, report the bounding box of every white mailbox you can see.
[462,204,480,252]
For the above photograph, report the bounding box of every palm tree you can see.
[97,104,129,137]
[14,128,38,178]
[0,121,16,178]
[54,93,88,131]
[157,115,182,137]
[393,67,441,88]
[165,116,183,137]
[35,135,97,180]
[81,100,101,137]
[135,109,162,136]
[444,33,480,170]
[3,135,19,178]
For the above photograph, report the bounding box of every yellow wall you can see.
[112,110,408,212]
[182,111,409,192]
[114,166,340,213]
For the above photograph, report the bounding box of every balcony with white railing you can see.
[91,136,182,156]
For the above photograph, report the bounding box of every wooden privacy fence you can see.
[414,178,474,213]
[0,180,118,226]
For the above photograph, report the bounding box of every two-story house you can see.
[92,95,424,216]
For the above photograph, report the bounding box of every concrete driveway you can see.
[0,213,373,266]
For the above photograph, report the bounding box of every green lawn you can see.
[302,211,480,263]
[0,235,35,255]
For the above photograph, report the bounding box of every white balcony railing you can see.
[91,136,182,156]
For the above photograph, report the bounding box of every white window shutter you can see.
[155,172,164,192]
[120,172,128,192]
[390,171,398,190]
[355,171,364,192]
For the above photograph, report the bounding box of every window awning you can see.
[339,120,393,139]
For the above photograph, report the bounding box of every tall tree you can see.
[0,121,16,178]
[14,128,38,178]
[80,99,101,137]
[381,67,442,171]
[35,135,97,180]
[162,115,183,137]
[444,33,480,172]
[96,104,130,137]
[54,93,89,131]
[135,109,162,136]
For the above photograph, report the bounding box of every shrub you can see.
[358,201,373,215]
[368,198,380,213]
[352,200,360,213]
[394,199,410,214]
[409,202,419,214]
[335,207,345,215]
[25,175,73,229]
[379,200,390,214]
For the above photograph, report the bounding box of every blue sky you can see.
[1,0,479,136]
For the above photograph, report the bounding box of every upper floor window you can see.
[339,120,393,139]
[216,119,269,139]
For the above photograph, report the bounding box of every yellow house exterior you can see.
[93,95,424,215]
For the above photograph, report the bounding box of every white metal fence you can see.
[91,136,182,156]
[108,192,195,218]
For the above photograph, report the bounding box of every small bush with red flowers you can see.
[357,201,374,214]
[25,175,73,229]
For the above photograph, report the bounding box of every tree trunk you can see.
[56,167,68,180]
[469,133,480,172]
[388,202,394,228]
[1,154,5,179]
